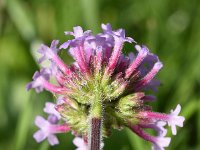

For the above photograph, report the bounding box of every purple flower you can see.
[38,40,60,63]
[168,104,185,135]
[73,137,88,150]
[38,40,72,76]
[139,104,185,136]
[134,61,163,91]
[26,68,50,93]
[26,68,68,94]
[27,24,185,149]
[60,26,92,49]
[125,45,149,78]
[43,102,61,120]
[101,23,134,43]
[152,136,171,150]
[139,121,167,137]
[33,116,70,145]
[33,116,59,145]
[130,125,171,150]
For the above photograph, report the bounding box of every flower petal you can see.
[33,130,47,143]
[48,134,59,146]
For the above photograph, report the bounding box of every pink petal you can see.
[35,116,48,129]
[48,134,59,146]
[33,130,47,143]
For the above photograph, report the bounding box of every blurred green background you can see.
[0,0,200,149]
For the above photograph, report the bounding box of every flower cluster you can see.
[27,24,185,150]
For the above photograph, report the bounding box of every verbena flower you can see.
[27,23,185,150]
[73,137,88,150]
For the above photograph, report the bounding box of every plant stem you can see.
[88,92,102,150]
[90,117,101,150]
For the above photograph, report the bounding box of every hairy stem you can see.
[88,91,103,150]
[89,118,101,150]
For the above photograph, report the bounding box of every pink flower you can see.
[27,24,185,149]
[33,116,70,145]
[43,102,61,120]
[73,137,88,150]
[168,104,185,135]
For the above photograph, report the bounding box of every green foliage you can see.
[0,0,200,149]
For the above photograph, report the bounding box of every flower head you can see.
[27,23,185,149]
